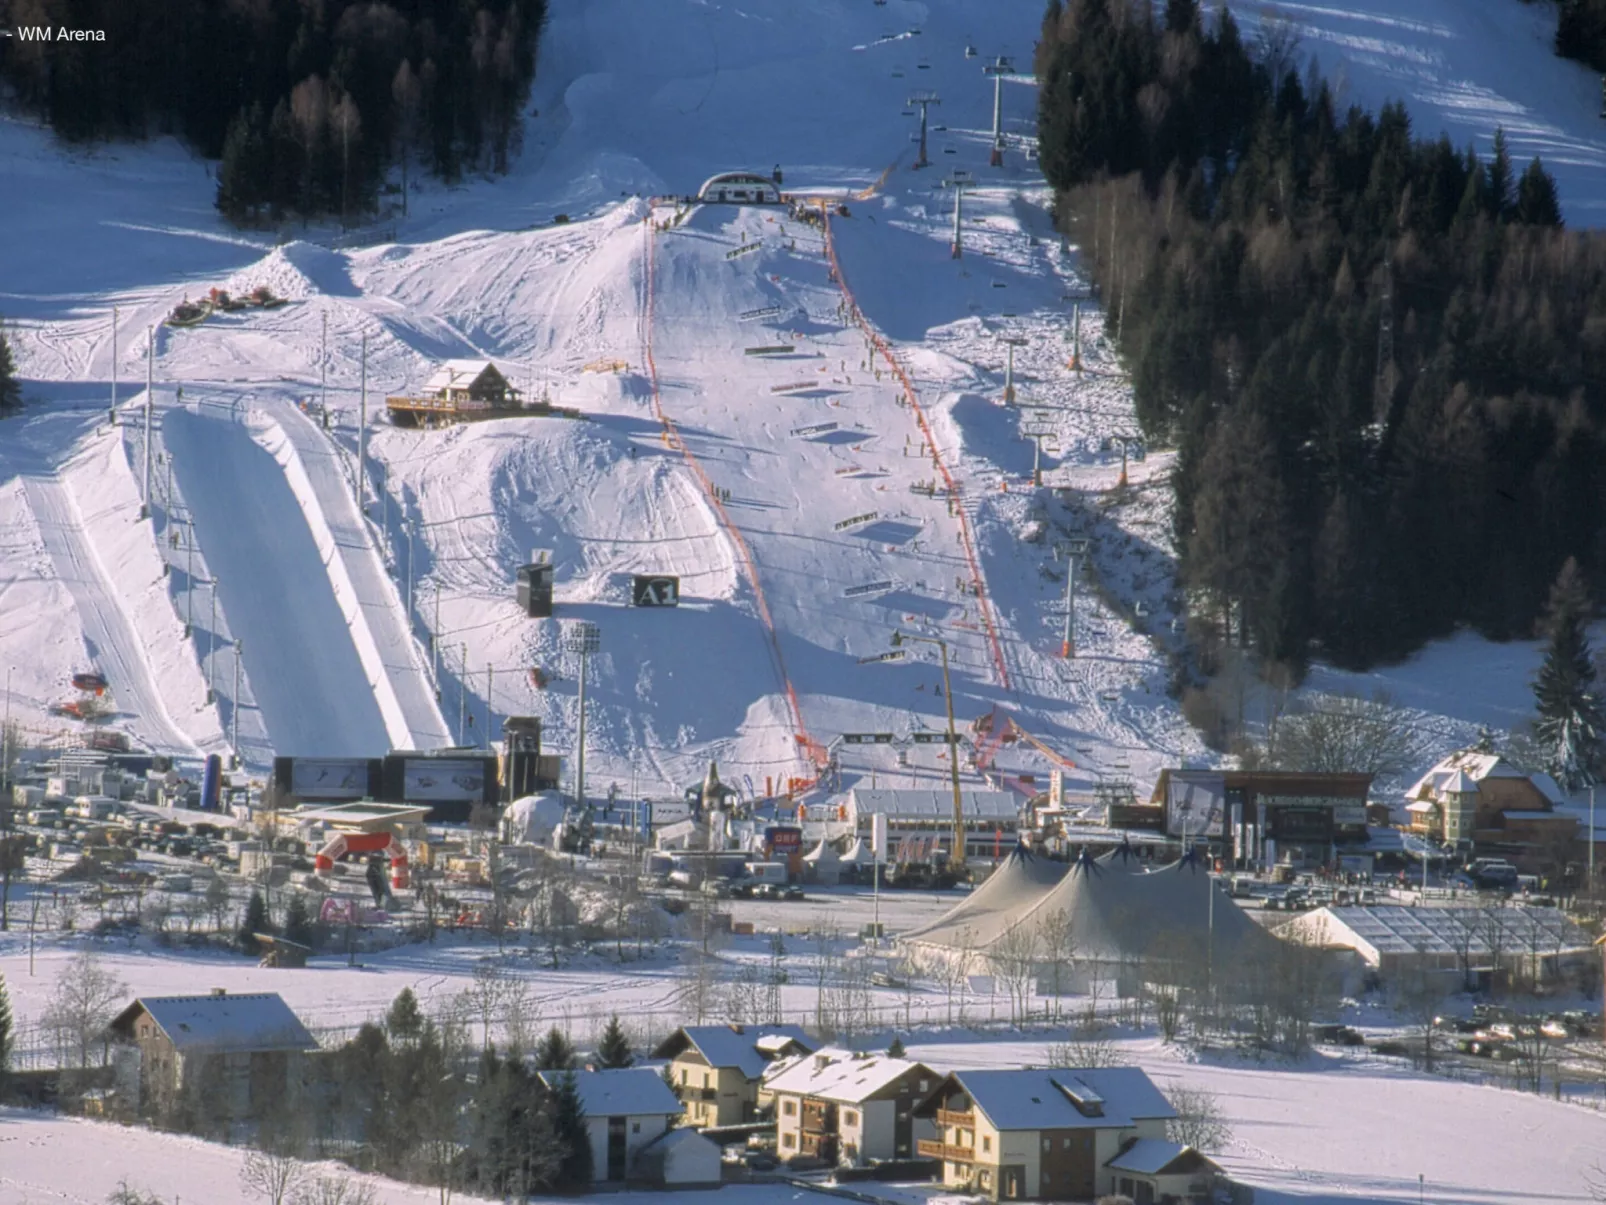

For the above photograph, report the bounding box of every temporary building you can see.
[802,839,843,885]
[901,844,1068,949]
[900,849,1273,975]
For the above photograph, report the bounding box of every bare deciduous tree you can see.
[990,922,1040,1024]
[293,1173,378,1205]
[1270,690,1424,777]
[241,1146,306,1205]
[1165,1084,1232,1153]
[42,951,126,1068]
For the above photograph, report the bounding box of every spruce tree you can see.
[236,889,271,954]
[548,1069,594,1188]
[535,1025,575,1070]
[283,892,314,948]
[1533,558,1604,790]
[886,1035,906,1058]
[1515,158,1563,227]
[596,1015,633,1068]
[1487,127,1515,221]
[0,320,20,415]
[386,986,424,1044]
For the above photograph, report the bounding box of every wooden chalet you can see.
[387,359,525,427]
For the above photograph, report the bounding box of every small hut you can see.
[387,360,526,427]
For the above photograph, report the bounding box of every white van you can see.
[72,796,120,821]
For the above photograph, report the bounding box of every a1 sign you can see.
[632,575,680,607]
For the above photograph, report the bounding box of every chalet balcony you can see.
[935,1108,975,1128]
[917,1139,976,1162]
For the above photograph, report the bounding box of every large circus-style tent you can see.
[899,846,1276,982]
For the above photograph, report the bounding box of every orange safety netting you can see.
[818,207,1013,692]
[640,212,827,783]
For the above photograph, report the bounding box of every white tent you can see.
[901,850,1273,970]
[802,839,843,885]
[501,792,568,845]
[902,844,1068,948]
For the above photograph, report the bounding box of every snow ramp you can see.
[163,405,444,757]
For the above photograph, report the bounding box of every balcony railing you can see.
[917,1139,977,1162]
[935,1108,975,1128]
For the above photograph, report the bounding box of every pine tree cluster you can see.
[1554,0,1606,72]
[0,322,20,415]
[1038,0,1605,671]
[0,0,549,224]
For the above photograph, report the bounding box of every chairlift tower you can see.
[908,91,940,169]
[1021,424,1056,488]
[1059,538,1090,657]
[984,56,1016,168]
[942,170,975,259]
[564,620,601,807]
[1001,335,1027,404]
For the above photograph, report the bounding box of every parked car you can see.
[1435,1015,1481,1035]
[782,885,804,901]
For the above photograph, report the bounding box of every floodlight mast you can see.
[890,629,965,870]
[908,92,940,169]
[565,621,601,806]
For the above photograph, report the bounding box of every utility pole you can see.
[565,621,601,807]
[1060,538,1089,657]
[320,310,328,422]
[984,56,1015,168]
[433,582,442,681]
[485,662,494,744]
[1070,302,1083,371]
[942,170,974,260]
[206,581,217,702]
[232,639,242,762]
[405,520,414,631]
[459,642,468,745]
[142,327,154,520]
[109,306,118,426]
[357,332,368,514]
[908,91,940,169]
[3,666,13,796]
[184,514,194,635]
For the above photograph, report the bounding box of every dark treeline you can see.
[0,0,548,223]
[1553,0,1606,72]
[1037,0,1606,672]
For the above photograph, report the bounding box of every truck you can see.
[71,796,120,821]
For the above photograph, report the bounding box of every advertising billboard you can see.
[1259,794,1368,831]
[279,757,376,801]
[1165,772,1226,838]
[400,757,491,802]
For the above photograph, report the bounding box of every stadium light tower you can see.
[942,170,975,259]
[564,620,601,807]
[908,91,940,169]
[984,56,1016,167]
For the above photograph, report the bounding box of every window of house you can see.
[680,1068,689,1085]
[1063,1137,1073,1149]
[703,1072,710,1088]
[1043,1137,1051,1151]
[982,1136,991,1153]
[783,1100,796,1116]
[919,1079,929,1092]
[632,1122,641,1134]
[843,1110,858,1126]
[782,1133,796,1149]
[979,1170,992,1189]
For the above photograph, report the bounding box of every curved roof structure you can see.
[700,170,778,191]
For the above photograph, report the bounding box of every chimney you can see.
[211,988,226,997]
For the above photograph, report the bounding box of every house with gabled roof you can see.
[1404,748,1576,867]
[536,1068,685,1182]
[766,1047,939,1166]
[651,1023,814,1127]
[913,1065,1180,1201]
[108,988,319,1125]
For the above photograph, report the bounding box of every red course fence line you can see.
[640,212,826,783]
[818,207,1013,692]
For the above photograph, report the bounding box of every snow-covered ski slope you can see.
[2,0,1600,783]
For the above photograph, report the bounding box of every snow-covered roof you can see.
[1405,801,1438,813]
[422,359,500,393]
[652,1024,813,1080]
[112,992,317,1054]
[764,1048,933,1104]
[952,1066,1175,1131]
[1105,1138,1216,1176]
[537,1068,682,1118]
[1440,769,1474,794]
[1284,905,1594,960]
[849,787,1019,822]
[1405,751,1531,801]
[1529,772,1566,805]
